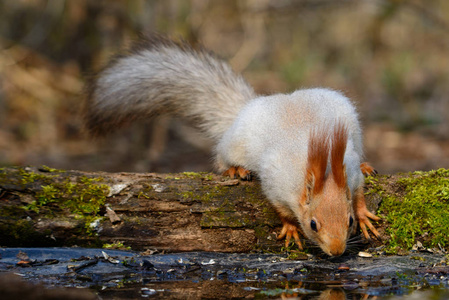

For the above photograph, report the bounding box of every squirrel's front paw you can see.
[356,207,381,240]
[222,166,252,181]
[277,222,303,250]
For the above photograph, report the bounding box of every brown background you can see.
[1,0,449,174]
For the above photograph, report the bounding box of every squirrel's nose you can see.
[329,248,345,256]
[328,239,346,256]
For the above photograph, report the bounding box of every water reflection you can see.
[316,289,347,300]
[278,287,348,299]
[1,248,448,299]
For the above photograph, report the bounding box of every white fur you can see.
[88,39,255,139]
[216,88,364,215]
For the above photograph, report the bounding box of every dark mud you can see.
[0,248,448,299]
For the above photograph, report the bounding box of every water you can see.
[0,248,448,299]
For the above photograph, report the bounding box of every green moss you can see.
[181,171,214,181]
[203,174,214,181]
[39,165,64,173]
[0,167,56,187]
[201,211,253,228]
[182,171,203,179]
[15,170,111,236]
[18,168,40,184]
[137,191,150,199]
[286,250,308,260]
[364,175,384,195]
[410,256,426,261]
[179,185,228,204]
[18,167,56,185]
[103,241,131,250]
[378,168,449,252]
[180,191,195,200]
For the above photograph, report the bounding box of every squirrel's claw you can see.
[277,223,303,249]
[223,166,252,181]
[360,162,378,176]
[357,208,381,240]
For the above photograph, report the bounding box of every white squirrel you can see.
[84,35,380,256]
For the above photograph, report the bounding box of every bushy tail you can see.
[83,35,256,142]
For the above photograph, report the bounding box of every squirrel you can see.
[83,35,380,256]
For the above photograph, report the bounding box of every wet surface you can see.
[0,248,448,299]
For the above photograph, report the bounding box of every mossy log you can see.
[0,166,392,252]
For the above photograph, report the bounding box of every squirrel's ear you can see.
[346,184,351,201]
[342,164,348,184]
[302,170,315,205]
[330,122,348,189]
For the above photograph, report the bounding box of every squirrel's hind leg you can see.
[360,162,378,176]
[222,166,252,181]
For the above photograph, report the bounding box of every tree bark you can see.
[0,166,382,252]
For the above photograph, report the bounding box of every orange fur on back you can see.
[306,130,330,194]
[331,122,348,188]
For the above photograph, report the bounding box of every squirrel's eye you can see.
[349,216,354,227]
[310,220,317,232]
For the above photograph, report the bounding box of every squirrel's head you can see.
[298,122,355,256]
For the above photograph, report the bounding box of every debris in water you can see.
[338,264,350,270]
[201,259,216,265]
[102,251,120,264]
[358,251,373,258]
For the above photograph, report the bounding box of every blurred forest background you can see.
[1,0,449,174]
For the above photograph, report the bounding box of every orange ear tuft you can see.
[331,122,348,188]
[306,129,330,195]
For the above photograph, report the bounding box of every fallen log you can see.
[0,166,384,252]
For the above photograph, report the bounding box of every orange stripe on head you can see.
[306,129,330,195]
[331,122,348,189]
